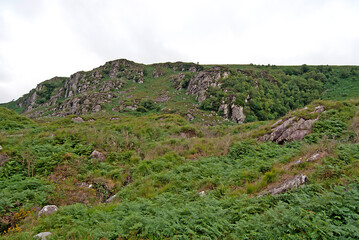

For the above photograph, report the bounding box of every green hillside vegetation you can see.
[0,61,358,239]
[1,63,358,125]
[0,98,358,239]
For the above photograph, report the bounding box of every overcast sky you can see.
[0,0,358,103]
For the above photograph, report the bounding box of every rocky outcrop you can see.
[13,59,145,117]
[219,102,246,123]
[38,205,58,217]
[260,105,325,144]
[266,175,307,195]
[217,95,246,123]
[186,67,230,103]
[153,62,202,73]
[52,92,114,117]
[170,73,187,90]
[17,77,66,113]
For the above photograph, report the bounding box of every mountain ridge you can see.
[1,59,358,124]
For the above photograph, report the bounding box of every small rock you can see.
[0,145,2,150]
[71,117,84,123]
[199,191,206,197]
[91,150,106,162]
[106,194,117,203]
[33,232,52,240]
[38,205,58,217]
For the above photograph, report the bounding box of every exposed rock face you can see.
[91,150,106,162]
[64,59,142,99]
[38,205,58,217]
[33,232,52,240]
[18,77,66,113]
[13,59,143,117]
[53,92,114,117]
[186,67,230,103]
[267,175,307,195]
[170,73,186,90]
[260,105,325,144]
[153,62,202,73]
[218,96,246,123]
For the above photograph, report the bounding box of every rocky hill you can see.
[3,59,358,124]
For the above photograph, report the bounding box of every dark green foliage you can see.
[305,102,356,142]
[137,99,160,112]
[27,183,359,239]
[0,175,52,232]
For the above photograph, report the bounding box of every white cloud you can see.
[0,0,358,103]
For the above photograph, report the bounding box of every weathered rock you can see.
[231,105,246,123]
[260,105,325,144]
[13,59,143,117]
[38,205,58,217]
[170,73,186,90]
[106,194,117,203]
[218,101,246,123]
[91,150,106,162]
[71,117,84,123]
[186,67,230,103]
[33,232,52,240]
[267,175,307,195]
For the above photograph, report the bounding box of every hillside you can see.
[2,60,358,124]
[0,60,358,239]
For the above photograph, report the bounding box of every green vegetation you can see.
[0,107,32,131]
[0,97,357,239]
[0,61,358,239]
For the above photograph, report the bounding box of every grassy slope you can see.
[0,97,358,239]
